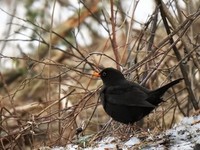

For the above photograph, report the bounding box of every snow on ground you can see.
[49,114,200,150]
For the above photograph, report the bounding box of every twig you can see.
[110,0,120,69]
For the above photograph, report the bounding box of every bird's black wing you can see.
[101,84,155,108]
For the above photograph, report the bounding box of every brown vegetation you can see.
[0,0,199,149]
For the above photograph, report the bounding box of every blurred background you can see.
[0,0,199,149]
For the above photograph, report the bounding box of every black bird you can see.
[94,68,183,124]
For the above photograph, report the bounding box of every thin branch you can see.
[110,0,120,69]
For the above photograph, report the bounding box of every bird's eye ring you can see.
[102,72,107,77]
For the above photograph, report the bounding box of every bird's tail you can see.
[148,78,183,105]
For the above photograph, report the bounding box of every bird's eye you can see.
[102,72,107,77]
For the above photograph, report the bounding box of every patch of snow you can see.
[124,137,140,147]
[165,115,200,149]
[90,137,116,150]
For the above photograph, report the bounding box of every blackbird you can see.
[94,67,183,124]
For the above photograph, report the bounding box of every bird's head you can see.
[93,68,125,86]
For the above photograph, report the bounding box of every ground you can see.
[40,114,200,150]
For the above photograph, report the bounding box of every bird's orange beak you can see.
[93,71,100,77]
